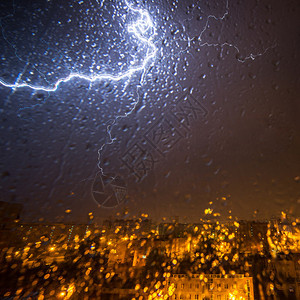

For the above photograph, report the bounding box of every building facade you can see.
[166,274,254,300]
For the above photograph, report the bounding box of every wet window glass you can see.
[0,0,299,299]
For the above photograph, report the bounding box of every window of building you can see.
[181,284,185,289]
[195,295,199,299]
[224,283,229,289]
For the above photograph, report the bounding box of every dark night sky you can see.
[0,0,299,223]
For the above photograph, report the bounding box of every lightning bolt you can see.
[94,0,157,175]
[166,0,275,66]
[0,0,157,192]
[0,0,157,91]
[195,0,275,62]
[0,0,157,202]
[0,0,275,207]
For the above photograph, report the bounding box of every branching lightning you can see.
[0,0,157,203]
[0,0,275,206]
[0,0,157,92]
[170,0,275,65]
[195,0,275,62]
[95,0,157,175]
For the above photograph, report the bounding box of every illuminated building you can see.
[132,238,151,267]
[236,221,268,254]
[103,218,153,237]
[166,274,254,300]
[170,237,192,258]
[271,253,300,299]
[108,240,128,265]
